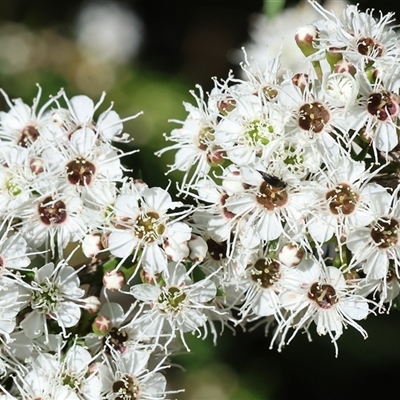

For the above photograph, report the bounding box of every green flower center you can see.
[134,211,165,243]
[245,119,274,146]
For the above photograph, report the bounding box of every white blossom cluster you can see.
[1,1,400,398]
[160,1,400,357]
[0,89,199,398]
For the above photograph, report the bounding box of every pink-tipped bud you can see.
[292,73,309,91]
[83,296,101,313]
[334,59,357,75]
[295,25,319,57]
[103,269,125,291]
[92,315,112,336]
[30,158,44,174]
[188,234,207,262]
[278,244,304,267]
[82,233,104,258]
[140,269,160,284]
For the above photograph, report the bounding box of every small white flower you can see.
[130,262,216,349]
[100,348,168,400]
[21,260,85,339]
[278,258,370,356]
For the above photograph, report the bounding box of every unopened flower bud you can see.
[292,73,309,91]
[103,269,125,291]
[188,234,207,262]
[326,47,343,68]
[334,59,356,75]
[295,25,319,57]
[82,233,104,258]
[30,158,44,174]
[278,244,304,267]
[92,315,112,336]
[83,296,101,313]
[140,268,160,284]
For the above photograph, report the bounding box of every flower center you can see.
[198,126,215,151]
[66,157,96,185]
[371,218,399,248]
[38,196,67,225]
[367,91,399,121]
[134,212,165,243]
[256,181,289,211]
[245,119,274,146]
[251,259,280,289]
[5,176,22,197]
[207,239,228,261]
[104,327,128,354]
[31,282,61,314]
[325,183,359,215]
[112,374,140,400]
[298,101,330,133]
[308,283,338,309]
[18,125,39,147]
[357,36,383,58]
[158,286,187,312]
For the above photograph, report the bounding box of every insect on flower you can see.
[257,170,287,189]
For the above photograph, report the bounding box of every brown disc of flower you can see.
[357,37,383,58]
[325,183,359,215]
[207,238,228,261]
[370,218,399,249]
[367,91,399,122]
[256,181,288,211]
[112,375,139,400]
[251,258,280,288]
[308,282,338,309]
[38,196,67,225]
[298,101,330,133]
[218,99,236,114]
[18,125,39,147]
[66,157,96,186]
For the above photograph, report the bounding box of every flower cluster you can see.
[1,2,400,398]
[161,1,400,356]
[0,89,201,398]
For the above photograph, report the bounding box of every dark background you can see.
[1,1,400,399]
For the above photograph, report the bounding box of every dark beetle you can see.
[257,170,287,189]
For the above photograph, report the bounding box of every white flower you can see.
[215,94,289,167]
[100,348,168,400]
[305,156,388,244]
[17,344,101,400]
[130,262,216,349]
[278,258,370,356]
[21,260,85,339]
[0,277,27,343]
[156,86,220,190]
[108,186,191,274]
[346,188,400,281]
[0,86,57,146]
[313,3,400,69]
[224,167,311,248]
[21,187,86,255]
